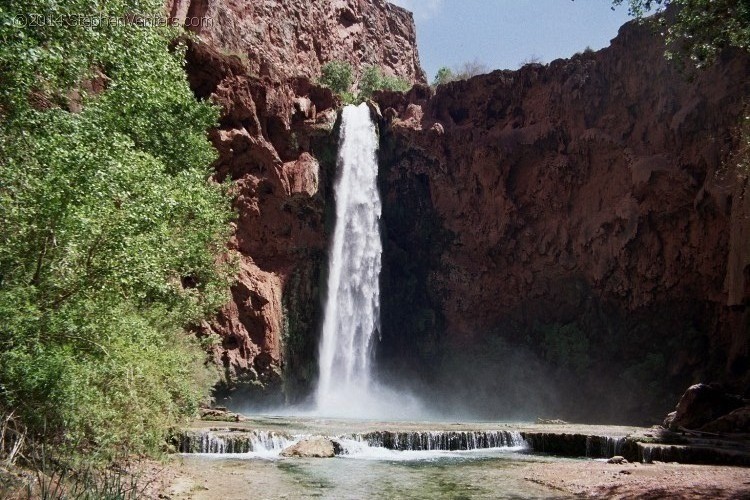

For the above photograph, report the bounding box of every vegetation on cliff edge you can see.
[432,59,490,87]
[614,0,750,67]
[320,60,410,104]
[0,0,233,464]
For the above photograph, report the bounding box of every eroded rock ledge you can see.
[373,20,750,422]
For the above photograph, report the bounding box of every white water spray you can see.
[316,103,383,413]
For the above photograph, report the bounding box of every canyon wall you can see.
[374,22,750,423]
[167,0,750,423]
[164,0,424,401]
[168,0,425,83]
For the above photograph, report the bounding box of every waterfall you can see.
[178,429,528,459]
[348,431,528,451]
[179,430,295,457]
[316,103,382,413]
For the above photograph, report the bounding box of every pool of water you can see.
[172,414,642,499]
[177,450,570,499]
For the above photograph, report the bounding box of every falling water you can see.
[316,103,382,414]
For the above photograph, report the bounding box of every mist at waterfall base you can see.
[310,103,426,420]
[228,104,588,424]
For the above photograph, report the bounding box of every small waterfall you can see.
[585,435,626,458]
[639,443,653,463]
[316,103,383,412]
[347,431,528,452]
[179,430,294,456]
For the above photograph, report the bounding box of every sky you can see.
[388,0,635,82]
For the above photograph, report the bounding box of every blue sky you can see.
[388,0,634,82]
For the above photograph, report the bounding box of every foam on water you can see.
[182,429,530,461]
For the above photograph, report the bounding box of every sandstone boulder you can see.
[700,406,750,434]
[281,437,342,458]
[665,384,744,431]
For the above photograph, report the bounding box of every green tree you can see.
[0,0,233,457]
[358,65,410,101]
[432,66,455,87]
[320,60,354,96]
[431,59,489,87]
[613,0,750,66]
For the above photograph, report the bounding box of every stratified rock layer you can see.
[374,21,750,422]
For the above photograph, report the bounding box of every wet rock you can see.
[366,101,383,122]
[663,411,677,429]
[536,418,568,425]
[700,406,750,434]
[666,384,744,431]
[199,407,244,422]
[281,437,342,458]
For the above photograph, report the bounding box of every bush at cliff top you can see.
[358,65,410,100]
[320,61,354,97]
[613,0,750,67]
[432,60,489,87]
[320,61,410,104]
[0,0,232,457]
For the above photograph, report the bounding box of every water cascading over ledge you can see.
[315,103,383,414]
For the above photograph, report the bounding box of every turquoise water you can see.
[174,415,641,498]
[178,450,568,499]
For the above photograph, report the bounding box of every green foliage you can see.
[432,67,455,87]
[620,352,667,398]
[29,446,149,499]
[320,61,410,104]
[0,0,232,457]
[613,0,750,67]
[539,322,590,375]
[357,65,410,100]
[320,61,354,96]
[431,60,489,87]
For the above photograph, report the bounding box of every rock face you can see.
[374,21,750,422]
[700,406,750,433]
[170,0,750,423]
[167,0,425,84]
[664,383,745,431]
[166,0,424,398]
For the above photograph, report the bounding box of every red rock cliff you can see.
[164,0,425,398]
[168,0,425,84]
[374,21,750,422]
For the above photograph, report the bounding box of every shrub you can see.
[320,62,410,103]
[320,61,354,96]
[539,322,590,375]
[431,59,489,87]
[612,0,750,67]
[432,67,455,87]
[358,65,410,100]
